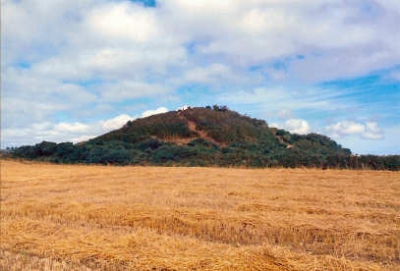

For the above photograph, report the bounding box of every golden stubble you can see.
[1,160,399,270]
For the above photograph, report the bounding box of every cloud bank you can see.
[326,121,383,140]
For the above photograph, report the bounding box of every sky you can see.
[1,0,399,155]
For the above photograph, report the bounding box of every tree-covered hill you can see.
[9,106,400,170]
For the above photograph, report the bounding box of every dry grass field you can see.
[1,159,399,270]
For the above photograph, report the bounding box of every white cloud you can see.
[265,68,287,81]
[54,122,89,133]
[333,125,399,155]
[272,118,310,135]
[4,0,400,82]
[100,114,133,131]
[1,105,173,147]
[285,119,310,135]
[86,2,159,43]
[100,80,172,102]
[160,0,400,70]
[219,87,291,105]
[183,63,232,84]
[141,107,169,118]
[217,87,344,114]
[2,0,95,63]
[2,113,136,147]
[5,0,400,86]
[1,106,172,147]
[1,67,98,130]
[70,134,96,144]
[289,49,400,83]
[328,121,364,136]
[363,122,384,140]
[326,121,383,140]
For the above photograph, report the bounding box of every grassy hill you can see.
[9,106,400,170]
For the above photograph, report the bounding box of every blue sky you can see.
[1,0,400,155]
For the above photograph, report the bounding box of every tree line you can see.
[7,139,399,170]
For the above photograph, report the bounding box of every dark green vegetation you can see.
[9,106,400,170]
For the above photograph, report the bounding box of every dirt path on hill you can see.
[178,111,224,147]
[186,120,223,146]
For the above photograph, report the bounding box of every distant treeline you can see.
[7,140,399,170]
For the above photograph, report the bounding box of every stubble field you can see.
[0,160,399,270]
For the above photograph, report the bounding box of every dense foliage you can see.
[8,107,399,170]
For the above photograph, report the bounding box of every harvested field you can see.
[1,160,399,270]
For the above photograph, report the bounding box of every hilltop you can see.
[9,106,399,170]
